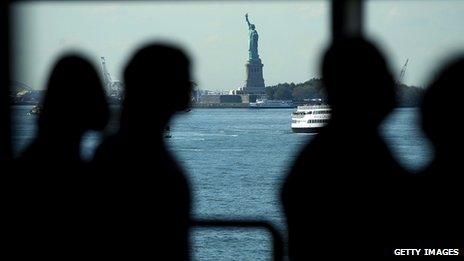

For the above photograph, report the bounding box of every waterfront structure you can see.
[250,98,294,108]
[233,14,266,97]
[194,93,248,108]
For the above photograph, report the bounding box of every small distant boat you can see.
[28,104,42,116]
[250,98,294,108]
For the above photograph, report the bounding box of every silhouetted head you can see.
[38,54,109,138]
[250,24,256,30]
[421,56,464,155]
[121,43,192,133]
[322,37,396,127]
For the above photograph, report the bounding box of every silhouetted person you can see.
[93,44,192,259]
[19,55,109,165]
[421,57,464,181]
[13,54,109,256]
[281,37,407,259]
[414,57,464,248]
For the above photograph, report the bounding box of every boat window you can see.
[7,0,458,258]
[9,2,329,259]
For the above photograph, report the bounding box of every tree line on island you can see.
[11,78,424,107]
[265,78,424,107]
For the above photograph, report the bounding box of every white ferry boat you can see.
[291,104,331,133]
[250,98,294,108]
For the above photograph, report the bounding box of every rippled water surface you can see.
[13,106,432,260]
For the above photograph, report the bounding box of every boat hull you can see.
[291,127,322,133]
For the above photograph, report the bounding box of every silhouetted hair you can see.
[421,56,464,148]
[322,37,396,124]
[123,44,192,116]
[39,55,109,135]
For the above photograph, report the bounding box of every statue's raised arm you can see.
[245,13,252,30]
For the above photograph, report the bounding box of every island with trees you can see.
[265,78,424,107]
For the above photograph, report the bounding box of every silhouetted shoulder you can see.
[92,134,122,164]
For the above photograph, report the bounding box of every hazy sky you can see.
[12,1,464,91]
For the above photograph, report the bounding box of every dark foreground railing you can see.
[192,219,284,261]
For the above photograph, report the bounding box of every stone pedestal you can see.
[241,58,265,95]
[231,57,266,99]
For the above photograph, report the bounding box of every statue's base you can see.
[243,58,265,92]
[230,94,261,103]
[247,58,262,64]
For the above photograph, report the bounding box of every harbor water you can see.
[12,106,432,260]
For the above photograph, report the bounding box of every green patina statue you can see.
[245,13,259,60]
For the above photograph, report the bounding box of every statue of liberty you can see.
[245,13,260,60]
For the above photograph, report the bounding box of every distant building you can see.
[193,89,247,108]
[201,94,243,104]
